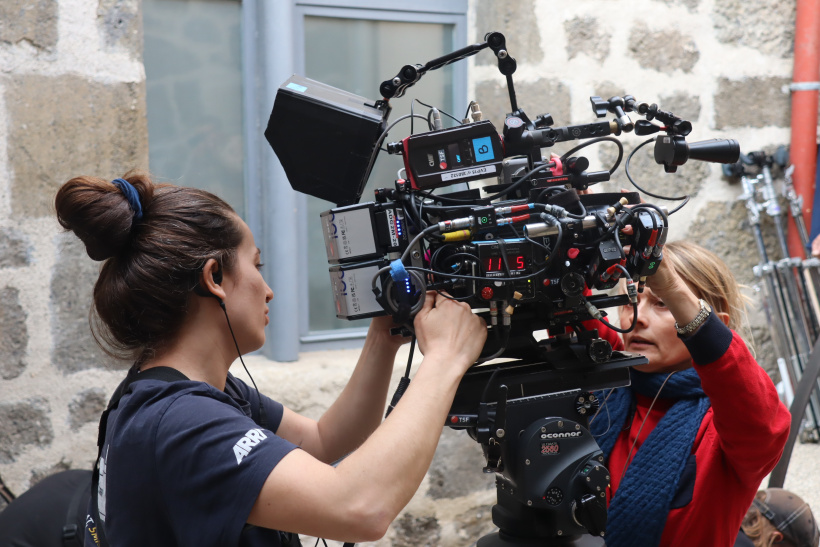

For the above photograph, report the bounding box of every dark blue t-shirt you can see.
[93,372,298,547]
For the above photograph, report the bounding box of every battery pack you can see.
[329,260,387,320]
[321,202,408,264]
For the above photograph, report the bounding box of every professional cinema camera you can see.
[265,32,739,546]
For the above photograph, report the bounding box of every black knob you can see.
[504,116,526,141]
[574,493,607,537]
[634,120,661,136]
[386,142,404,155]
[590,96,608,118]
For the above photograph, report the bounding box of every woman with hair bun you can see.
[53,171,487,547]
[589,240,791,547]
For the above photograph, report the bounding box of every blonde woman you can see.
[590,241,791,547]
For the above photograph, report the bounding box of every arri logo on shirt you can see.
[233,428,268,464]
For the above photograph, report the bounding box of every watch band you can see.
[675,298,712,337]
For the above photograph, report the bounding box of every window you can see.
[291,2,469,352]
[146,1,468,361]
[143,0,245,218]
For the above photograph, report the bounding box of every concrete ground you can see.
[776,437,820,510]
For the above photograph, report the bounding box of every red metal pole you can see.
[789,0,820,258]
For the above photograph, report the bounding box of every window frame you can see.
[244,0,468,361]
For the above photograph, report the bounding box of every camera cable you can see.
[625,138,690,214]
[385,336,417,418]
[559,136,625,175]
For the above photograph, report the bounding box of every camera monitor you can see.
[265,75,389,206]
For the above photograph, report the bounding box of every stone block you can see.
[475,78,570,131]
[474,0,542,66]
[0,398,52,464]
[714,77,790,129]
[654,0,700,10]
[453,504,498,544]
[748,324,778,380]
[69,388,107,430]
[29,459,71,486]
[657,91,701,122]
[627,23,699,74]
[426,428,494,500]
[714,0,794,58]
[596,141,709,198]
[7,74,148,218]
[0,0,58,49]
[50,234,125,374]
[391,513,441,547]
[685,199,784,286]
[98,0,141,55]
[0,287,28,380]
[592,83,628,107]
[565,16,611,63]
[0,228,32,268]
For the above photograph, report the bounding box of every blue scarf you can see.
[590,368,711,547]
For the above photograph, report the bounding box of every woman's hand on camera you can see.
[413,291,487,375]
[367,315,411,351]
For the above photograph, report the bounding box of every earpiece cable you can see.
[219,301,268,429]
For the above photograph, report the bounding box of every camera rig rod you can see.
[379,31,519,111]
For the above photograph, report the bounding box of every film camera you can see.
[265,32,739,546]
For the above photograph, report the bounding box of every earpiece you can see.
[193,262,223,303]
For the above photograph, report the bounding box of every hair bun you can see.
[55,171,154,261]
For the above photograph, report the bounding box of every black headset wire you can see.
[219,300,268,429]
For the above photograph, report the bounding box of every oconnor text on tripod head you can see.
[265,31,739,546]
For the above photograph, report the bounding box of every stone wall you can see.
[0,0,800,545]
[0,0,147,500]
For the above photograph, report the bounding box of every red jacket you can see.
[597,316,790,546]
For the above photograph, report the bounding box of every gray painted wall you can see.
[0,0,798,545]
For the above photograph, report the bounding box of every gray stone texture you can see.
[426,428,494,500]
[50,234,125,374]
[596,140,709,199]
[714,0,795,58]
[565,16,611,63]
[68,388,107,430]
[29,459,71,486]
[749,324,778,379]
[0,228,32,268]
[592,83,629,108]
[657,92,702,123]
[6,73,148,218]
[0,287,28,380]
[474,0,542,66]
[685,199,782,287]
[714,77,790,129]
[655,0,700,10]
[0,399,53,464]
[627,23,700,74]
[0,0,58,49]
[453,504,498,544]
[391,514,441,547]
[97,0,141,55]
[475,79,571,132]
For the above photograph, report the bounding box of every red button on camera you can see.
[567,248,580,259]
